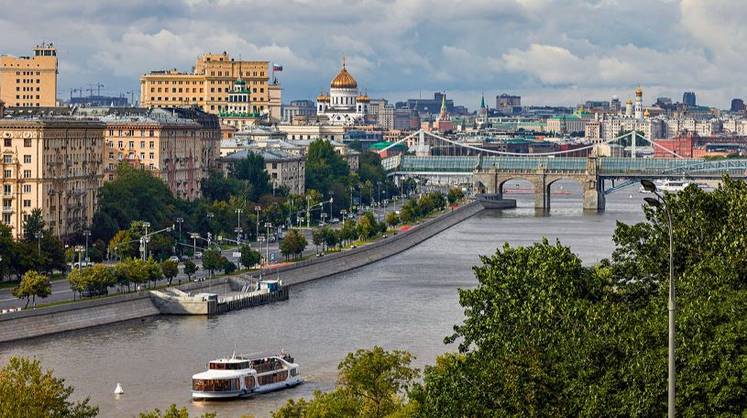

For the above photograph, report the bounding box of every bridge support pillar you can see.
[533,171,549,211]
[582,177,605,211]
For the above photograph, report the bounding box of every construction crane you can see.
[94,83,104,96]
[124,90,135,106]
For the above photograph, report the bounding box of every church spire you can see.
[480,93,486,109]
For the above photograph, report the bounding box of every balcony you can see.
[2,206,13,214]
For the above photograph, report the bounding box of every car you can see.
[330,217,340,224]
[193,252,203,259]
[168,256,179,263]
[179,255,190,262]
[319,221,326,227]
[81,288,108,298]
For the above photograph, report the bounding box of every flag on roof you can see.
[273,64,283,72]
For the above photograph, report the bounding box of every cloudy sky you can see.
[0,0,743,109]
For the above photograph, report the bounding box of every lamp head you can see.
[643,197,662,208]
[640,179,657,193]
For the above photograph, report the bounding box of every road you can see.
[0,199,405,311]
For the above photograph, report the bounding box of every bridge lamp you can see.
[640,179,675,418]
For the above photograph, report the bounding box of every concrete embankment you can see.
[0,200,491,344]
[260,200,488,286]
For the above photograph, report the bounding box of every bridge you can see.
[382,130,747,211]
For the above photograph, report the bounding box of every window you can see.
[3,139,10,147]
[23,170,31,178]
[3,185,10,195]
[3,170,11,178]
[23,200,31,207]
[23,155,31,163]
[2,214,10,224]
[23,185,31,193]
[24,139,31,147]
[3,155,11,164]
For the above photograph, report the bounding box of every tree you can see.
[447,187,464,205]
[223,259,237,274]
[161,260,179,286]
[305,139,350,195]
[12,270,51,308]
[21,208,45,243]
[144,258,163,288]
[0,356,98,418]
[231,153,271,200]
[312,228,325,253]
[200,169,243,202]
[108,229,137,260]
[279,229,307,260]
[239,245,261,269]
[183,260,198,281]
[322,226,339,250]
[272,347,419,418]
[202,248,223,277]
[67,264,115,297]
[138,404,216,418]
[356,212,380,241]
[385,212,400,228]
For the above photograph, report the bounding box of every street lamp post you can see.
[329,195,334,220]
[141,222,151,261]
[34,231,42,256]
[176,217,184,254]
[264,222,272,262]
[83,230,91,262]
[258,235,266,265]
[253,206,261,242]
[641,179,675,418]
[190,232,200,257]
[306,196,311,229]
[235,208,243,244]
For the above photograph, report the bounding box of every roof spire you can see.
[480,92,486,109]
[342,54,346,69]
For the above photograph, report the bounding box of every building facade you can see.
[0,119,104,239]
[221,148,305,195]
[102,108,220,201]
[139,52,281,121]
[0,43,58,108]
[282,100,316,124]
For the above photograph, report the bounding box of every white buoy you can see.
[114,383,124,395]
[629,194,633,199]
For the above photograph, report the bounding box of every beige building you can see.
[139,52,282,122]
[221,148,305,195]
[1,119,104,239]
[277,124,346,141]
[102,108,221,201]
[0,43,58,108]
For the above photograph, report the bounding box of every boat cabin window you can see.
[252,357,284,373]
[192,378,240,392]
[209,361,250,370]
[257,370,288,385]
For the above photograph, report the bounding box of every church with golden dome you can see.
[316,59,370,125]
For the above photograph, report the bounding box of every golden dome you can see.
[626,98,633,105]
[644,109,650,117]
[635,86,643,96]
[356,94,369,103]
[330,66,358,89]
[317,93,330,102]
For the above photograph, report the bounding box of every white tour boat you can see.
[192,352,302,400]
[639,179,691,194]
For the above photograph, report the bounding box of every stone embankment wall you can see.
[0,201,488,344]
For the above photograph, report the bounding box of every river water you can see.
[0,182,646,418]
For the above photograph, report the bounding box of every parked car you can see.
[168,256,180,263]
[330,217,340,224]
[193,252,203,259]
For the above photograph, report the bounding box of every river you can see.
[0,181,646,417]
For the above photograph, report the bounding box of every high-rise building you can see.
[139,52,282,122]
[730,98,745,112]
[0,43,58,107]
[282,100,316,124]
[0,118,104,239]
[683,91,696,107]
[496,93,521,114]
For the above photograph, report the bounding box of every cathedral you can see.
[316,60,370,125]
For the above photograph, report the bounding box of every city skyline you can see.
[1,0,744,108]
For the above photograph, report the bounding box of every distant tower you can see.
[477,93,488,127]
[634,86,643,120]
[625,99,633,117]
[683,91,696,107]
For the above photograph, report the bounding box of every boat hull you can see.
[192,377,303,400]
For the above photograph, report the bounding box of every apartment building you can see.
[139,52,282,121]
[0,43,58,107]
[101,108,220,201]
[0,119,104,239]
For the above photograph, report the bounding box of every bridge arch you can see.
[498,176,537,196]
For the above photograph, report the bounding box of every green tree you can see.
[201,169,243,202]
[138,404,216,418]
[183,260,198,281]
[447,187,464,205]
[161,260,179,286]
[231,153,271,200]
[272,347,419,418]
[12,270,51,308]
[0,356,98,418]
[144,258,163,288]
[305,139,350,195]
[21,208,45,243]
[202,248,223,277]
[239,245,261,269]
[279,229,307,260]
[356,212,380,241]
[67,264,114,297]
[223,259,237,274]
[312,228,325,253]
[385,212,400,228]
[108,229,137,260]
